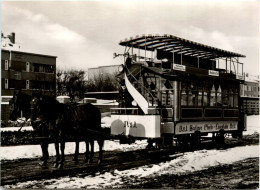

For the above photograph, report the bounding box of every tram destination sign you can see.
[208,70,219,76]
[172,64,186,71]
[175,121,238,135]
[236,74,245,80]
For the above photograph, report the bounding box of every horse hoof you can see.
[39,162,47,167]
[58,164,64,169]
[54,163,59,168]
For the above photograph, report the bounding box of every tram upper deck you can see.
[118,34,245,79]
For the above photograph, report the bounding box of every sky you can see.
[1,0,259,75]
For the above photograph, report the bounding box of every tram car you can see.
[110,34,246,145]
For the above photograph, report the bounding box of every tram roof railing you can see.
[119,34,245,59]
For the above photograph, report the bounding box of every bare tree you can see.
[56,68,120,100]
[56,68,87,100]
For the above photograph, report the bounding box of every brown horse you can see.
[31,94,104,169]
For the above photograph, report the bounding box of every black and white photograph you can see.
[1,0,259,189]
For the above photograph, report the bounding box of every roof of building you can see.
[2,48,57,58]
[119,34,245,59]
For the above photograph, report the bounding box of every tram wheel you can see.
[232,130,243,139]
[215,129,225,146]
[176,135,189,147]
[190,131,201,148]
[162,134,173,147]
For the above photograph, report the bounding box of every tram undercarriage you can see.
[110,34,247,147]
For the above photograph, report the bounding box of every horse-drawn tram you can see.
[110,34,246,146]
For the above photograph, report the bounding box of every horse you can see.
[9,91,50,165]
[31,94,104,169]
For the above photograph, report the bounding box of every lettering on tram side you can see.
[176,122,238,134]
[179,125,188,132]
[189,125,203,132]
[124,121,137,128]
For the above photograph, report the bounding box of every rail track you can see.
[1,134,258,186]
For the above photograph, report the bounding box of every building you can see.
[88,65,120,80]
[1,49,57,97]
[1,32,57,122]
[240,75,260,115]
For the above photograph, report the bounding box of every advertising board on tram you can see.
[175,121,238,135]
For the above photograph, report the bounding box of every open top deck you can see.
[118,34,245,77]
[120,34,245,59]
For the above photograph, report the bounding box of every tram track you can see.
[1,134,258,186]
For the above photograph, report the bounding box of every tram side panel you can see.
[175,79,246,137]
[110,113,161,138]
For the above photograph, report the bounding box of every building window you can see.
[26,62,30,72]
[26,80,30,89]
[14,72,22,80]
[5,79,8,89]
[5,60,9,70]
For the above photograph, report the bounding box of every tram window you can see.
[229,89,234,107]
[234,88,238,107]
[189,82,197,107]
[181,90,187,106]
[203,83,212,107]
[216,84,222,106]
[162,80,174,106]
[197,83,203,106]
[198,91,202,106]
[181,82,188,106]
[203,91,209,106]
[222,89,229,106]
[210,84,216,106]
[188,90,194,106]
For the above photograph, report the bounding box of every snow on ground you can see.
[3,145,259,189]
[1,140,148,161]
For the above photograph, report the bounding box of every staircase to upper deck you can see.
[124,63,161,114]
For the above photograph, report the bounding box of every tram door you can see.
[160,79,174,122]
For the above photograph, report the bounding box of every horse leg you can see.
[73,141,79,164]
[58,141,65,169]
[97,138,104,165]
[85,140,89,163]
[89,140,94,163]
[42,142,49,165]
[54,141,60,168]
[39,142,48,166]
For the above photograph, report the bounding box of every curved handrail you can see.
[125,65,160,103]
[124,72,149,114]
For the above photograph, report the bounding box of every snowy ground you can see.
[3,145,259,188]
[1,115,259,188]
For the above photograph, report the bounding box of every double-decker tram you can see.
[110,34,246,146]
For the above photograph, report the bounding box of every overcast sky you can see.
[1,0,259,75]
